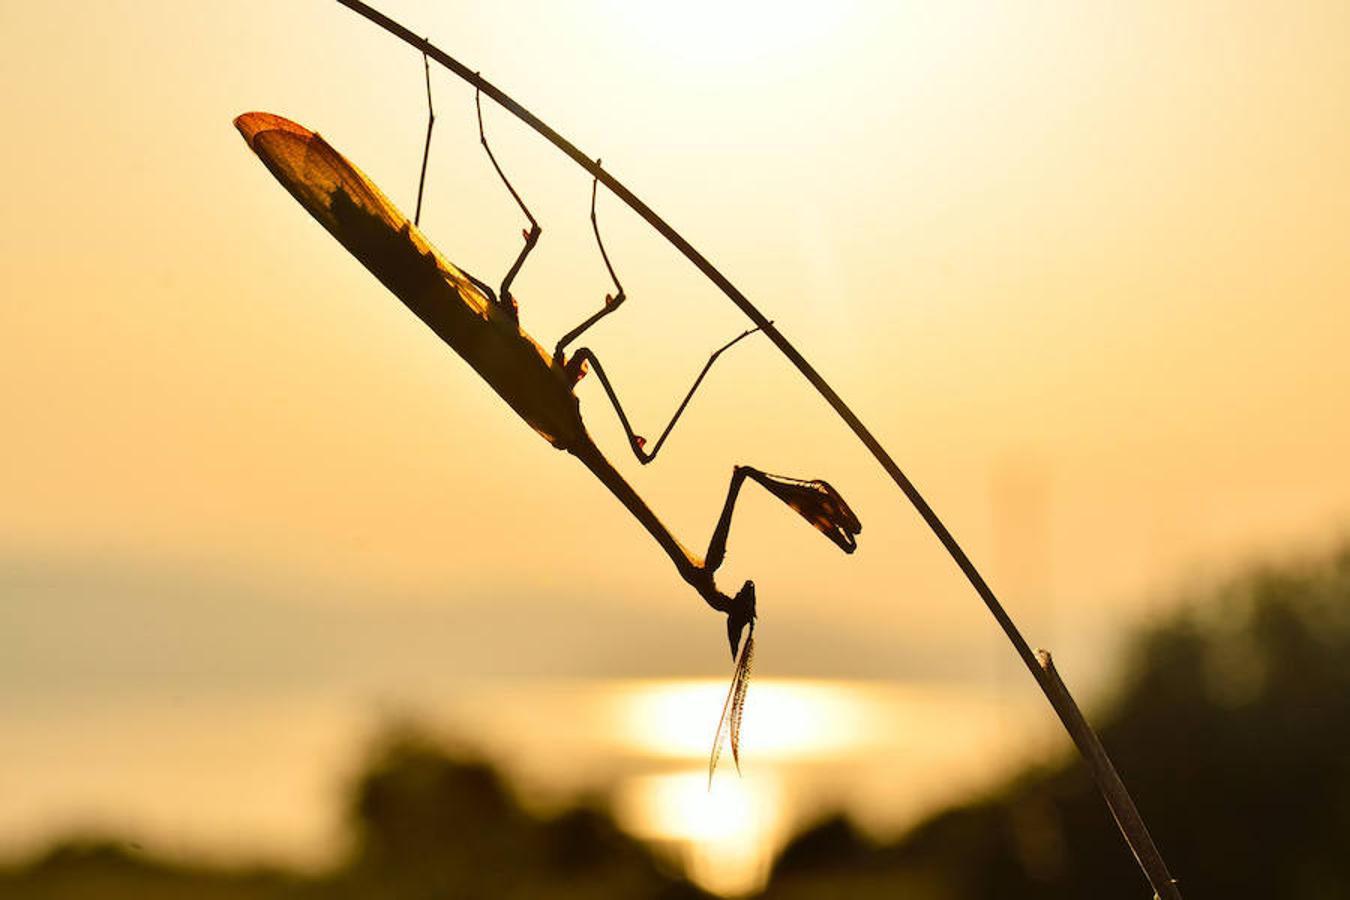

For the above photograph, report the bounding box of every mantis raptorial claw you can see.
[711,616,755,787]
[757,474,862,554]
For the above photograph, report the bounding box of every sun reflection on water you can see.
[587,678,1047,896]
[607,679,869,760]
[615,770,785,897]
[602,679,879,894]
[0,678,1050,899]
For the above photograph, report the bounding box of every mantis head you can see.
[726,580,757,659]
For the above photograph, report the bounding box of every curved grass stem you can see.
[331,3,1181,895]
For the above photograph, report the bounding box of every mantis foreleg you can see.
[706,466,860,573]
[704,466,859,657]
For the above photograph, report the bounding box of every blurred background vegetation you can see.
[5,540,1350,898]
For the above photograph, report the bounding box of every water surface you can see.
[0,678,1053,895]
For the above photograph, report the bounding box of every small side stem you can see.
[329,4,1183,895]
[1036,651,1180,900]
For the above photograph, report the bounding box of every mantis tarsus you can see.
[234,101,861,780]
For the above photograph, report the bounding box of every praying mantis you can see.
[234,93,861,780]
[232,7,1183,893]
[233,6,1184,894]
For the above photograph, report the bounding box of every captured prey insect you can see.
[234,89,861,779]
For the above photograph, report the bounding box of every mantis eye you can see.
[758,475,861,554]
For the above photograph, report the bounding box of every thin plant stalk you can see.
[330,3,1180,895]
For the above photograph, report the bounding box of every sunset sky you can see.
[3,0,1349,882]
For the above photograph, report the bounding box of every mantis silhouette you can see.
[234,98,861,780]
[237,6,1185,895]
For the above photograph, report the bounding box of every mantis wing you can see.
[236,110,586,451]
[236,112,405,237]
[708,621,755,788]
[234,111,489,316]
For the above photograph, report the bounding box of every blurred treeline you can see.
[0,728,708,900]
[6,543,1350,898]
[763,543,1350,899]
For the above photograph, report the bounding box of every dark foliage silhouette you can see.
[759,543,1350,899]
[341,728,700,899]
[0,728,705,900]
[9,544,1350,897]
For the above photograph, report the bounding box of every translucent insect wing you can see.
[708,625,755,788]
[234,112,489,316]
[235,112,405,238]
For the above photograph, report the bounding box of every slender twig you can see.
[330,3,1181,896]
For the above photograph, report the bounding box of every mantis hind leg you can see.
[413,48,434,228]
[409,53,500,307]
[476,83,540,316]
[566,325,763,464]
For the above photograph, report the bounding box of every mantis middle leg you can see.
[565,327,761,464]
[554,169,625,359]
[559,172,768,464]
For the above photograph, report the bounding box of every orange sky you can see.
[4,0,1350,695]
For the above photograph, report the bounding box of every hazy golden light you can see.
[1,676,1052,896]
[615,769,786,896]
[598,678,1053,894]
[608,679,868,760]
[601,1,851,78]
[6,0,1350,895]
